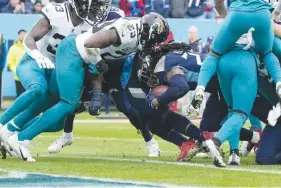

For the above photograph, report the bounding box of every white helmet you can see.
[69,0,112,25]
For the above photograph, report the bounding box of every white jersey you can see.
[36,2,91,62]
[76,17,140,64]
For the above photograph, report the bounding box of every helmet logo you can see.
[153,17,164,34]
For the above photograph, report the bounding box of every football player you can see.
[47,58,161,157]
[6,13,169,161]
[0,0,114,161]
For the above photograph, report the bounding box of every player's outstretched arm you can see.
[24,17,51,51]
[23,17,54,69]
[84,29,119,49]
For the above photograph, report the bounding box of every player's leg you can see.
[198,11,249,88]
[112,89,161,157]
[111,91,153,142]
[0,54,48,126]
[253,10,281,84]
[216,51,258,165]
[47,114,75,153]
[7,35,84,161]
[249,114,262,130]
[200,92,228,132]
[256,124,281,164]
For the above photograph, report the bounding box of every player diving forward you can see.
[6,13,170,161]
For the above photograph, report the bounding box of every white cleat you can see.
[7,134,35,162]
[48,133,73,153]
[227,150,240,166]
[240,141,252,157]
[146,138,160,157]
[0,125,17,157]
[204,139,226,167]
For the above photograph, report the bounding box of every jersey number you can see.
[46,33,65,55]
[54,4,64,12]
[126,25,136,38]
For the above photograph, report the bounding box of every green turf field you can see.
[0,112,280,187]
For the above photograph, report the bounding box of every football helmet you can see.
[69,0,112,25]
[138,12,170,53]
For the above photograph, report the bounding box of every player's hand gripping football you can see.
[186,86,205,120]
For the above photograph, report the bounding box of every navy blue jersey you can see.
[154,51,201,89]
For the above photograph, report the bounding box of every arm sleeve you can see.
[157,74,189,105]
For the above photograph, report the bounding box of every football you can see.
[152,85,168,97]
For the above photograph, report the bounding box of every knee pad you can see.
[28,84,47,97]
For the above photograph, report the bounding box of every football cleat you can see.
[146,138,160,157]
[7,134,35,162]
[240,130,262,157]
[0,124,17,158]
[204,139,226,167]
[228,150,240,166]
[48,133,73,153]
[177,139,202,161]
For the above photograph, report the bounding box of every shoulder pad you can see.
[41,3,67,24]
[107,7,125,21]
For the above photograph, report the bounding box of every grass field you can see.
[0,112,281,187]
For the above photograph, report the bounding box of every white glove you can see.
[186,86,205,120]
[267,103,281,126]
[86,48,102,64]
[30,50,55,69]
[272,10,281,23]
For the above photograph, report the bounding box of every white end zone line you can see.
[74,119,201,124]
[40,155,281,175]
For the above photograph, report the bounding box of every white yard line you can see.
[39,135,151,141]
[74,119,201,124]
[39,155,281,175]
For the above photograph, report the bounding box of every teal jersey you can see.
[229,0,273,11]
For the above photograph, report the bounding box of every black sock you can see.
[64,114,75,133]
[166,130,188,146]
[185,124,205,143]
[141,128,153,142]
[240,128,253,141]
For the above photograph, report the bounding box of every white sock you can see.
[251,131,260,144]
[63,132,73,138]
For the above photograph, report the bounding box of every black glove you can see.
[96,60,108,74]
[88,89,103,116]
